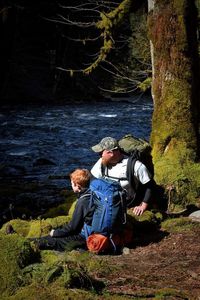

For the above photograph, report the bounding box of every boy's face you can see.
[71,180,81,193]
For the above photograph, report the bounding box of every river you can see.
[0,96,153,220]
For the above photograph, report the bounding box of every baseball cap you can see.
[91,137,119,152]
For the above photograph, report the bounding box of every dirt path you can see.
[98,226,200,299]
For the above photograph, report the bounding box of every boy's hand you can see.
[50,229,55,237]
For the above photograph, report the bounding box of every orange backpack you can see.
[87,228,133,254]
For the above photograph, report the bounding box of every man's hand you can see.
[132,202,148,216]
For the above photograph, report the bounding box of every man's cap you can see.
[91,137,119,152]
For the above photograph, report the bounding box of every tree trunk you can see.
[148,0,200,210]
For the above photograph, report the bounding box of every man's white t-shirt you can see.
[91,158,152,191]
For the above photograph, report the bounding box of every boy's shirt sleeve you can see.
[52,197,88,237]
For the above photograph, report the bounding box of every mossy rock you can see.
[161,216,200,233]
[27,217,70,238]
[0,232,37,297]
[154,161,200,210]
[1,216,70,238]
[45,215,71,229]
[127,209,164,231]
[0,219,31,237]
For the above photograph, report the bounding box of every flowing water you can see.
[0,96,153,218]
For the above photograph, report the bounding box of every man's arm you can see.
[132,180,154,216]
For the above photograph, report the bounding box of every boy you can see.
[32,168,94,251]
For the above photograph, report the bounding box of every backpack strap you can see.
[126,156,138,192]
[101,164,127,182]
[80,190,95,239]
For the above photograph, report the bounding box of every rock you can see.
[188,210,200,222]
[122,247,131,255]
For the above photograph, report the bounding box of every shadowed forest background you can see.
[0,0,153,102]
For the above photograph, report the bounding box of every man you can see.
[91,137,154,216]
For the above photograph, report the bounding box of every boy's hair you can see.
[70,169,91,188]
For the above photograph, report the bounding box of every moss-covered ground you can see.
[0,207,200,299]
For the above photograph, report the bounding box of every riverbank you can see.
[0,211,200,299]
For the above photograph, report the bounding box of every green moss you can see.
[153,159,200,210]
[0,232,37,297]
[40,250,64,265]
[0,216,70,239]
[127,209,164,231]
[149,0,199,209]
[26,220,52,238]
[45,215,71,229]
[22,251,106,294]
[0,219,31,236]
[138,77,152,92]
[5,283,97,300]
[161,217,200,233]
[64,250,112,275]
[154,287,189,299]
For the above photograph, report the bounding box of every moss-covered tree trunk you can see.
[148,0,200,210]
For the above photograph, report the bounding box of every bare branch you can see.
[97,85,139,94]
[57,14,96,28]
[63,34,102,42]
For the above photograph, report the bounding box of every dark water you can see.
[0,97,153,218]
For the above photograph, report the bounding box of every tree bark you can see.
[148,0,200,209]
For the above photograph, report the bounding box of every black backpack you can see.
[118,134,166,210]
[118,133,154,176]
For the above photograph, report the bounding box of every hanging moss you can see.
[138,77,152,91]
[83,0,132,74]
